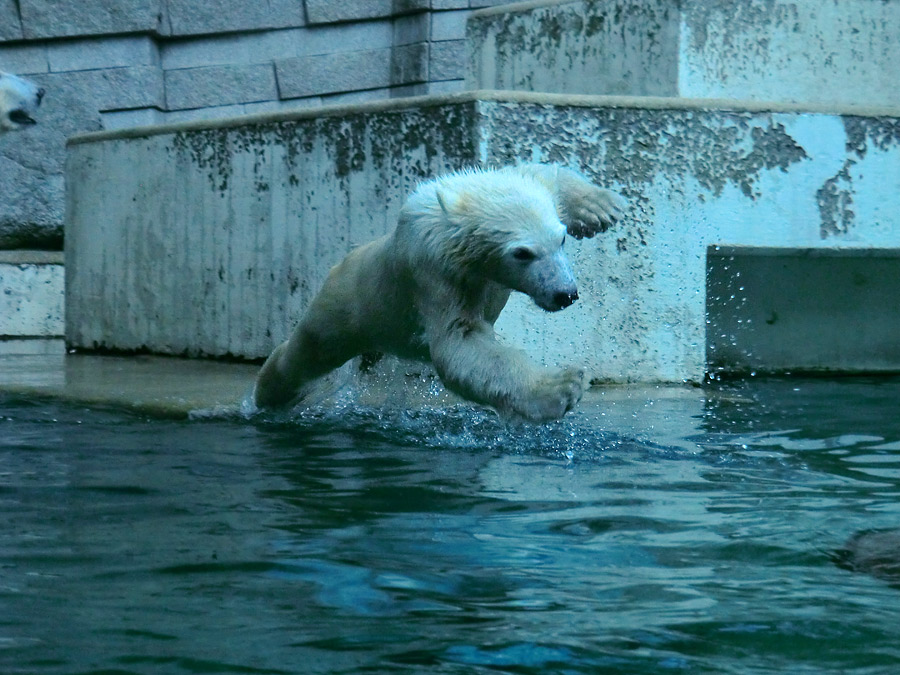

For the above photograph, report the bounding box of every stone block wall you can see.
[0,0,509,249]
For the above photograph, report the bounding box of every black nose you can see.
[553,290,578,309]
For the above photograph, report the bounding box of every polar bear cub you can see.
[255,163,626,422]
[0,71,44,133]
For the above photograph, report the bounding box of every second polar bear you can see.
[255,163,626,421]
[0,71,44,133]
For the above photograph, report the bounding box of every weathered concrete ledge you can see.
[0,354,258,418]
[0,352,709,446]
[67,90,900,145]
[66,92,900,383]
[468,0,900,108]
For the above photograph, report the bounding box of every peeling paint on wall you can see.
[844,115,900,159]
[819,116,900,238]
[817,163,855,239]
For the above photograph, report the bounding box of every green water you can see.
[2,377,900,673]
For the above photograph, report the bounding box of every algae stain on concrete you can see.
[471,0,676,94]
[485,102,808,199]
[685,0,795,53]
[169,104,478,202]
[172,128,235,194]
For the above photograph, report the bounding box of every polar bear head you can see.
[430,171,579,313]
[0,72,44,133]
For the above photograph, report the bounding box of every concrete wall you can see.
[0,250,63,354]
[66,97,479,360]
[66,92,900,382]
[468,0,900,107]
[468,0,679,98]
[1,0,506,248]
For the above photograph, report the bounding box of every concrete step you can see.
[0,250,65,355]
[0,352,707,444]
[467,0,900,108]
[707,247,900,376]
[64,91,900,382]
[0,353,257,418]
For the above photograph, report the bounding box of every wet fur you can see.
[255,163,625,421]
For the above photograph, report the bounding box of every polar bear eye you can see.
[512,247,537,262]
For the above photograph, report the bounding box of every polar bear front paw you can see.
[517,366,585,422]
[557,169,627,239]
[565,186,627,239]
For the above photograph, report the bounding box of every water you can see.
[2,377,900,673]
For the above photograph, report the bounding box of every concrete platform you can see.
[467,0,900,108]
[0,351,710,448]
[65,91,900,384]
[0,353,258,418]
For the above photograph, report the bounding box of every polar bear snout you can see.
[538,285,577,312]
[552,289,579,310]
[525,247,579,312]
[0,72,44,132]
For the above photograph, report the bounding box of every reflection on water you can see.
[2,377,900,673]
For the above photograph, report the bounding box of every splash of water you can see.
[190,356,643,460]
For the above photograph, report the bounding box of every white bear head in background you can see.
[0,72,44,133]
[426,170,578,313]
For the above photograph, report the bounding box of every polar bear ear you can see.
[435,186,459,218]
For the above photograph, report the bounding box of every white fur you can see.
[255,163,626,421]
[0,71,44,133]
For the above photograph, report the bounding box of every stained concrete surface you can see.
[65,91,900,384]
[0,353,258,418]
[0,250,64,349]
[467,0,900,108]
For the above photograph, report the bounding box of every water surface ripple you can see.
[2,377,900,673]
